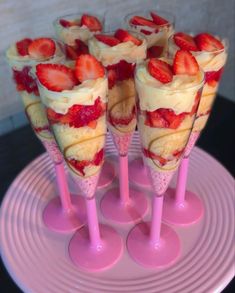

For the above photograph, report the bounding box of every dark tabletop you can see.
[0,95,234,293]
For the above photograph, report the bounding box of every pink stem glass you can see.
[175,157,189,207]
[150,196,163,245]
[119,155,130,205]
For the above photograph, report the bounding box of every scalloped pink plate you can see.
[0,133,234,293]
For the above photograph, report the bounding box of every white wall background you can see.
[0,0,234,125]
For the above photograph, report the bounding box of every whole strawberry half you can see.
[148,59,173,83]
[173,50,199,76]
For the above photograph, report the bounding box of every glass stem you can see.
[175,157,189,207]
[150,195,163,245]
[119,155,129,205]
[86,198,102,248]
[55,162,72,212]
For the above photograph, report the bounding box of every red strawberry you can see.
[140,29,153,35]
[36,64,78,92]
[114,29,142,46]
[107,60,135,81]
[81,14,102,32]
[28,38,56,59]
[143,148,167,166]
[75,39,89,54]
[194,33,224,52]
[95,34,120,47]
[205,68,224,83]
[173,50,199,76]
[75,54,105,83]
[147,46,163,58]
[190,91,201,115]
[16,38,32,56]
[174,32,198,51]
[107,69,117,89]
[13,66,38,95]
[150,12,169,25]
[148,59,173,83]
[130,16,157,28]
[65,45,79,60]
[59,19,80,28]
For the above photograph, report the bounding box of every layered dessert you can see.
[6,37,65,163]
[54,13,103,60]
[168,32,227,155]
[135,51,204,194]
[36,54,108,195]
[125,10,174,58]
[88,29,147,155]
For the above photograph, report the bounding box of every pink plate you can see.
[0,132,234,293]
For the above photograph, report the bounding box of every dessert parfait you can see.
[125,10,174,58]
[54,13,103,60]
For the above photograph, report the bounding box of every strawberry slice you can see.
[65,45,79,60]
[75,54,105,83]
[36,64,78,92]
[148,59,173,83]
[173,50,199,76]
[129,16,157,28]
[95,34,120,47]
[107,69,117,89]
[194,33,224,52]
[150,12,169,25]
[16,38,32,56]
[65,40,89,60]
[28,38,56,59]
[81,14,102,32]
[114,29,142,46]
[205,68,224,83]
[147,46,163,58]
[75,39,89,54]
[59,19,80,28]
[174,32,198,51]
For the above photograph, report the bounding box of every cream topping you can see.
[135,62,204,114]
[88,35,147,66]
[38,77,108,114]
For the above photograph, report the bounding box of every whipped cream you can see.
[38,77,108,114]
[135,62,204,114]
[88,35,147,66]
[168,36,227,72]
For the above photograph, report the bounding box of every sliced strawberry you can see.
[130,16,157,28]
[36,64,78,92]
[190,91,201,115]
[107,60,135,81]
[205,68,224,83]
[65,40,89,60]
[107,69,117,89]
[59,19,80,28]
[75,54,105,83]
[147,46,163,58]
[173,50,199,76]
[143,148,167,166]
[150,12,169,25]
[28,38,56,59]
[172,149,184,158]
[140,29,153,35]
[95,34,120,47]
[174,32,198,51]
[194,33,224,52]
[13,66,38,95]
[81,14,102,32]
[16,38,32,56]
[75,39,89,54]
[114,29,142,46]
[148,59,173,83]
[65,45,79,60]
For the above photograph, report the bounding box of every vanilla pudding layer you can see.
[107,78,136,134]
[135,62,204,114]
[40,77,107,114]
[88,36,147,66]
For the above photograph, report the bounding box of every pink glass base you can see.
[43,196,86,232]
[100,187,149,223]
[97,161,115,189]
[162,187,204,226]
[69,224,123,272]
[129,158,151,187]
[127,222,180,268]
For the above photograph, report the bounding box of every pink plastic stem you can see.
[55,162,72,212]
[150,196,163,245]
[119,155,130,205]
[175,157,189,207]
[86,198,102,248]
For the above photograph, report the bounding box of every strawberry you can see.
[59,19,80,28]
[147,46,163,58]
[16,38,32,56]
[190,91,201,115]
[173,50,199,76]
[65,40,89,60]
[13,66,38,95]
[75,54,105,83]
[36,64,78,92]
[65,45,80,60]
[75,39,89,54]
[150,12,169,25]
[107,69,117,89]
[140,29,153,35]
[129,16,157,28]
[81,14,102,32]
[194,33,224,52]
[143,148,167,166]
[205,68,224,83]
[107,60,135,81]
[174,32,198,51]
[114,29,142,46]
[28,38,56,59]
[148,59,173,83]
[95,34,120,47]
